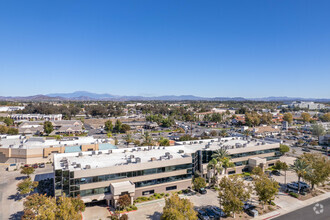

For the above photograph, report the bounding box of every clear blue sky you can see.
[0,0,329,98]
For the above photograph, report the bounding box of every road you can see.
[274,198,330,220]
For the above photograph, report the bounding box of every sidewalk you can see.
[255,191,330,220]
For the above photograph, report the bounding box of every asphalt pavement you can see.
[274,198,330,220]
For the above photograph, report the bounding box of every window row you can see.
[135,174,192,188]
[72,163,192,185]
[70,187,110,197]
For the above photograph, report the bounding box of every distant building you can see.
[282,121,289,130]
[284,101,325,110]
[0,135,115,164]
[0,106,25,112]
[11,114,62,121]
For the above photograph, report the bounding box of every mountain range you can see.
[0,91,329,102]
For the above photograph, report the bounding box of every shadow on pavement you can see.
[147,211,162,220]
[8,193,22,201]
[9,211,24,220]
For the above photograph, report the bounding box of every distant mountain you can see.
[0,92,329,102]
[47,91,118,99]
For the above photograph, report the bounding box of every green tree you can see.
[210,130,218,137]
[319,113,330,122]
[222,157,235,175]
[291,159,311,193]
[193,177,206,191]
[300,153,330,190]
[43,121,54,135]
[142,131,152,145]
[254,175,279,209]
[104,120,113,132]
[207,158,222,185]
[159,137,170,146]
[212,149,229,162]
[161,194,197,220]
[274,161,289,184]
[219,129,227,137]
[301,112,311,123]
[21,167,35,177]
[279,144,290,155]
[0,125,9,134]
[120,124,131,133]
[17,178,38,195]
[124,134,132,146]
[23,193,57,219]
[113,120,122,133]
[312,124,325,142]
[7,127,18,135]
[56,195,82,220]
[117,194,131,210]
[218,176,251,218]
[251,166,264,177]
[4,117,14,126]
[283,113,293,124]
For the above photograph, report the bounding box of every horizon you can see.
[1,90,329,100]
[0,1,330,98]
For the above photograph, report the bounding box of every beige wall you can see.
[79,169,189,190]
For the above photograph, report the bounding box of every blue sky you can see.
[0,0,329,98]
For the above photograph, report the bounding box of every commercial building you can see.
[283,101,326,110]
[0,106,25,112]
[53,137,281,206]
[0,135,115,164]
[11,114,63,121]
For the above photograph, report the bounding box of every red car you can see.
[32,164,38,169]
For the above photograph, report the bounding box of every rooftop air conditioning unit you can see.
[78,152,83,157]
[178,150,184,153]
[211,140,214,142]
[151,157,157,161]
[85,165,91,169]
[148,146,152,150]
[165,152,171,157]
[136,157,141,163]
[130,155,135,159]
[98,151,102,155]
[108,150,112,154]
[92,151,96,155]
[167,155,173,159]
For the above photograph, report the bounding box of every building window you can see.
[268,163,275,167]
[228,170,236,175]
[166,186,177,191]
[142,190,154,195]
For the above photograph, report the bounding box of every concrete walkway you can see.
[255,191,330,220]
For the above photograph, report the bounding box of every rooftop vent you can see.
[85,165,91,169]
[78,152,83,157]
[98,151,102,155]
[92,151,96,155]
[167,155,173,159]
[130,155,135,159]
[151,157,157,161]
[76,163,81,168]
[136,157,141,163]
[148,146,152,150]
[137,148,141,151]
[178,150,184,153]
[108,150,112,154]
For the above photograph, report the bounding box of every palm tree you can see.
[220,130,227,137]
[212,149,231,175]
[212,149,229,162]
[207,158,223,185]
[222,157,235,175]
[291,159,311,193]
[124,134,132,146]
[143,132,152,145]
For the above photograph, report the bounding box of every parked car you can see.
[293,181,310,189]
[271,170,281,176]
[287,183,298,190]
[302,148,311,152]
[39,163,45,168]
[244,176,253,181]
[210,206,226,217]
[203,207,218,219]
[246,208,259,217]
[199,188,207,194]
[32,164,38,169]
[196,209,210,220]
[24,164,30,167]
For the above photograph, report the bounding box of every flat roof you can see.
[54,137,279,171]
[0,135,112,149]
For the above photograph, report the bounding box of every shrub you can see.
[177,190,182,194]
[165,193,169,197]
[270,201,276,206]
[160,193,165,196]
[131,205,138,210]
[268,206,274,211]
[289,192,299,198]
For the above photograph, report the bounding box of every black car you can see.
[271,170,281,176]
[204,208,218,219]
[196,209,210,220]
[302,148,311,152]
[199,188,207,194]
